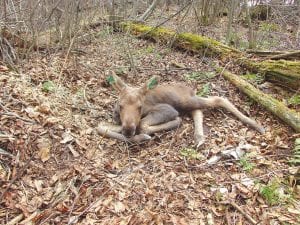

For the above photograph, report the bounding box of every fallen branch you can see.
[247,50,300,60]
[0,112,36,124]
[6,214,24,225]
[268,50,300,60]
[215,66,300,132]
[247,50,288,57]
[222,201,258,225]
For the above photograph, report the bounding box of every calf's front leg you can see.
[97,123,151,143]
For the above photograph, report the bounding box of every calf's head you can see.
[108,72,158,137]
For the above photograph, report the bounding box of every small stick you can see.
[19,211,38,224]
[222,201,258,225]
[6,214,24,225]
[0,147,13,157]
[1,112,36,124]
[0,155,34,201]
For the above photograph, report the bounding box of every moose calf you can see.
[98,72,264,146]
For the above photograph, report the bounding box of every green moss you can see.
[180,148,204,160]
[197,83,211,97]
[185,71,216,81]
[239,154,255,172]
[242,73,264,83]
[259,60,300,79]
[246,59,300,89]
[288,95,300,106]
[121,22,240,57]
[42,80,56,92]
[177,32,238,56]
[290,138,300,165]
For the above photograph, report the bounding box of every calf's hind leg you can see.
[140,104,182,135]
[189,96,265,133]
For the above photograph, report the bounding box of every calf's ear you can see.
[107,71,127,92]
[140,76,159,94]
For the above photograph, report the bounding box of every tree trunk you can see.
[244,0,256,49]
[226,0,236,44]
[137,0,159,22]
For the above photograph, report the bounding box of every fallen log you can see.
[245,59,300,89]
[246,50,300,60]
[119,22,300,89]
[119,22,240,58]
[215,67,300,132]
[246,50,288,57]
[268,50,300,60]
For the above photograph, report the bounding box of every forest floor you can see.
[0,25,299,225]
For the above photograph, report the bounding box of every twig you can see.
[83,84,91,108]
[222,201,258,225]
[0,101,35,123]
[6,214,24,225]
[268,50,300,60]
[1,112,36,123]
[18,212,38,224]
[57,35,76,86]
[225,208,231,225]
[0,155,34,202]
[136,1,193,38]
[67,177,86,225]
[0,147,13,157]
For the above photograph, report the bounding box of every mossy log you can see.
[120,22,300,89]
[246,50,300,60]
[119,22,240,58]
[215,67,300,132]
[242,59,300,89]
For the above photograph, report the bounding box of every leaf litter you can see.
[0,26,299,224]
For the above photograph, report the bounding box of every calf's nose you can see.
[122,123,136,138]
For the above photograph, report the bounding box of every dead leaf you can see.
[44,116,60,126]
[0,163,6,180]
[37,137,51,162]
[287,207,300,215]
[114,201,126,213]
[60,130,74,144]
[34,180,44,192]
[207,213,214,225]
[37,103,51,114]
[75,138,88,150]
[25,107,40,118]
[0,65,9,72]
